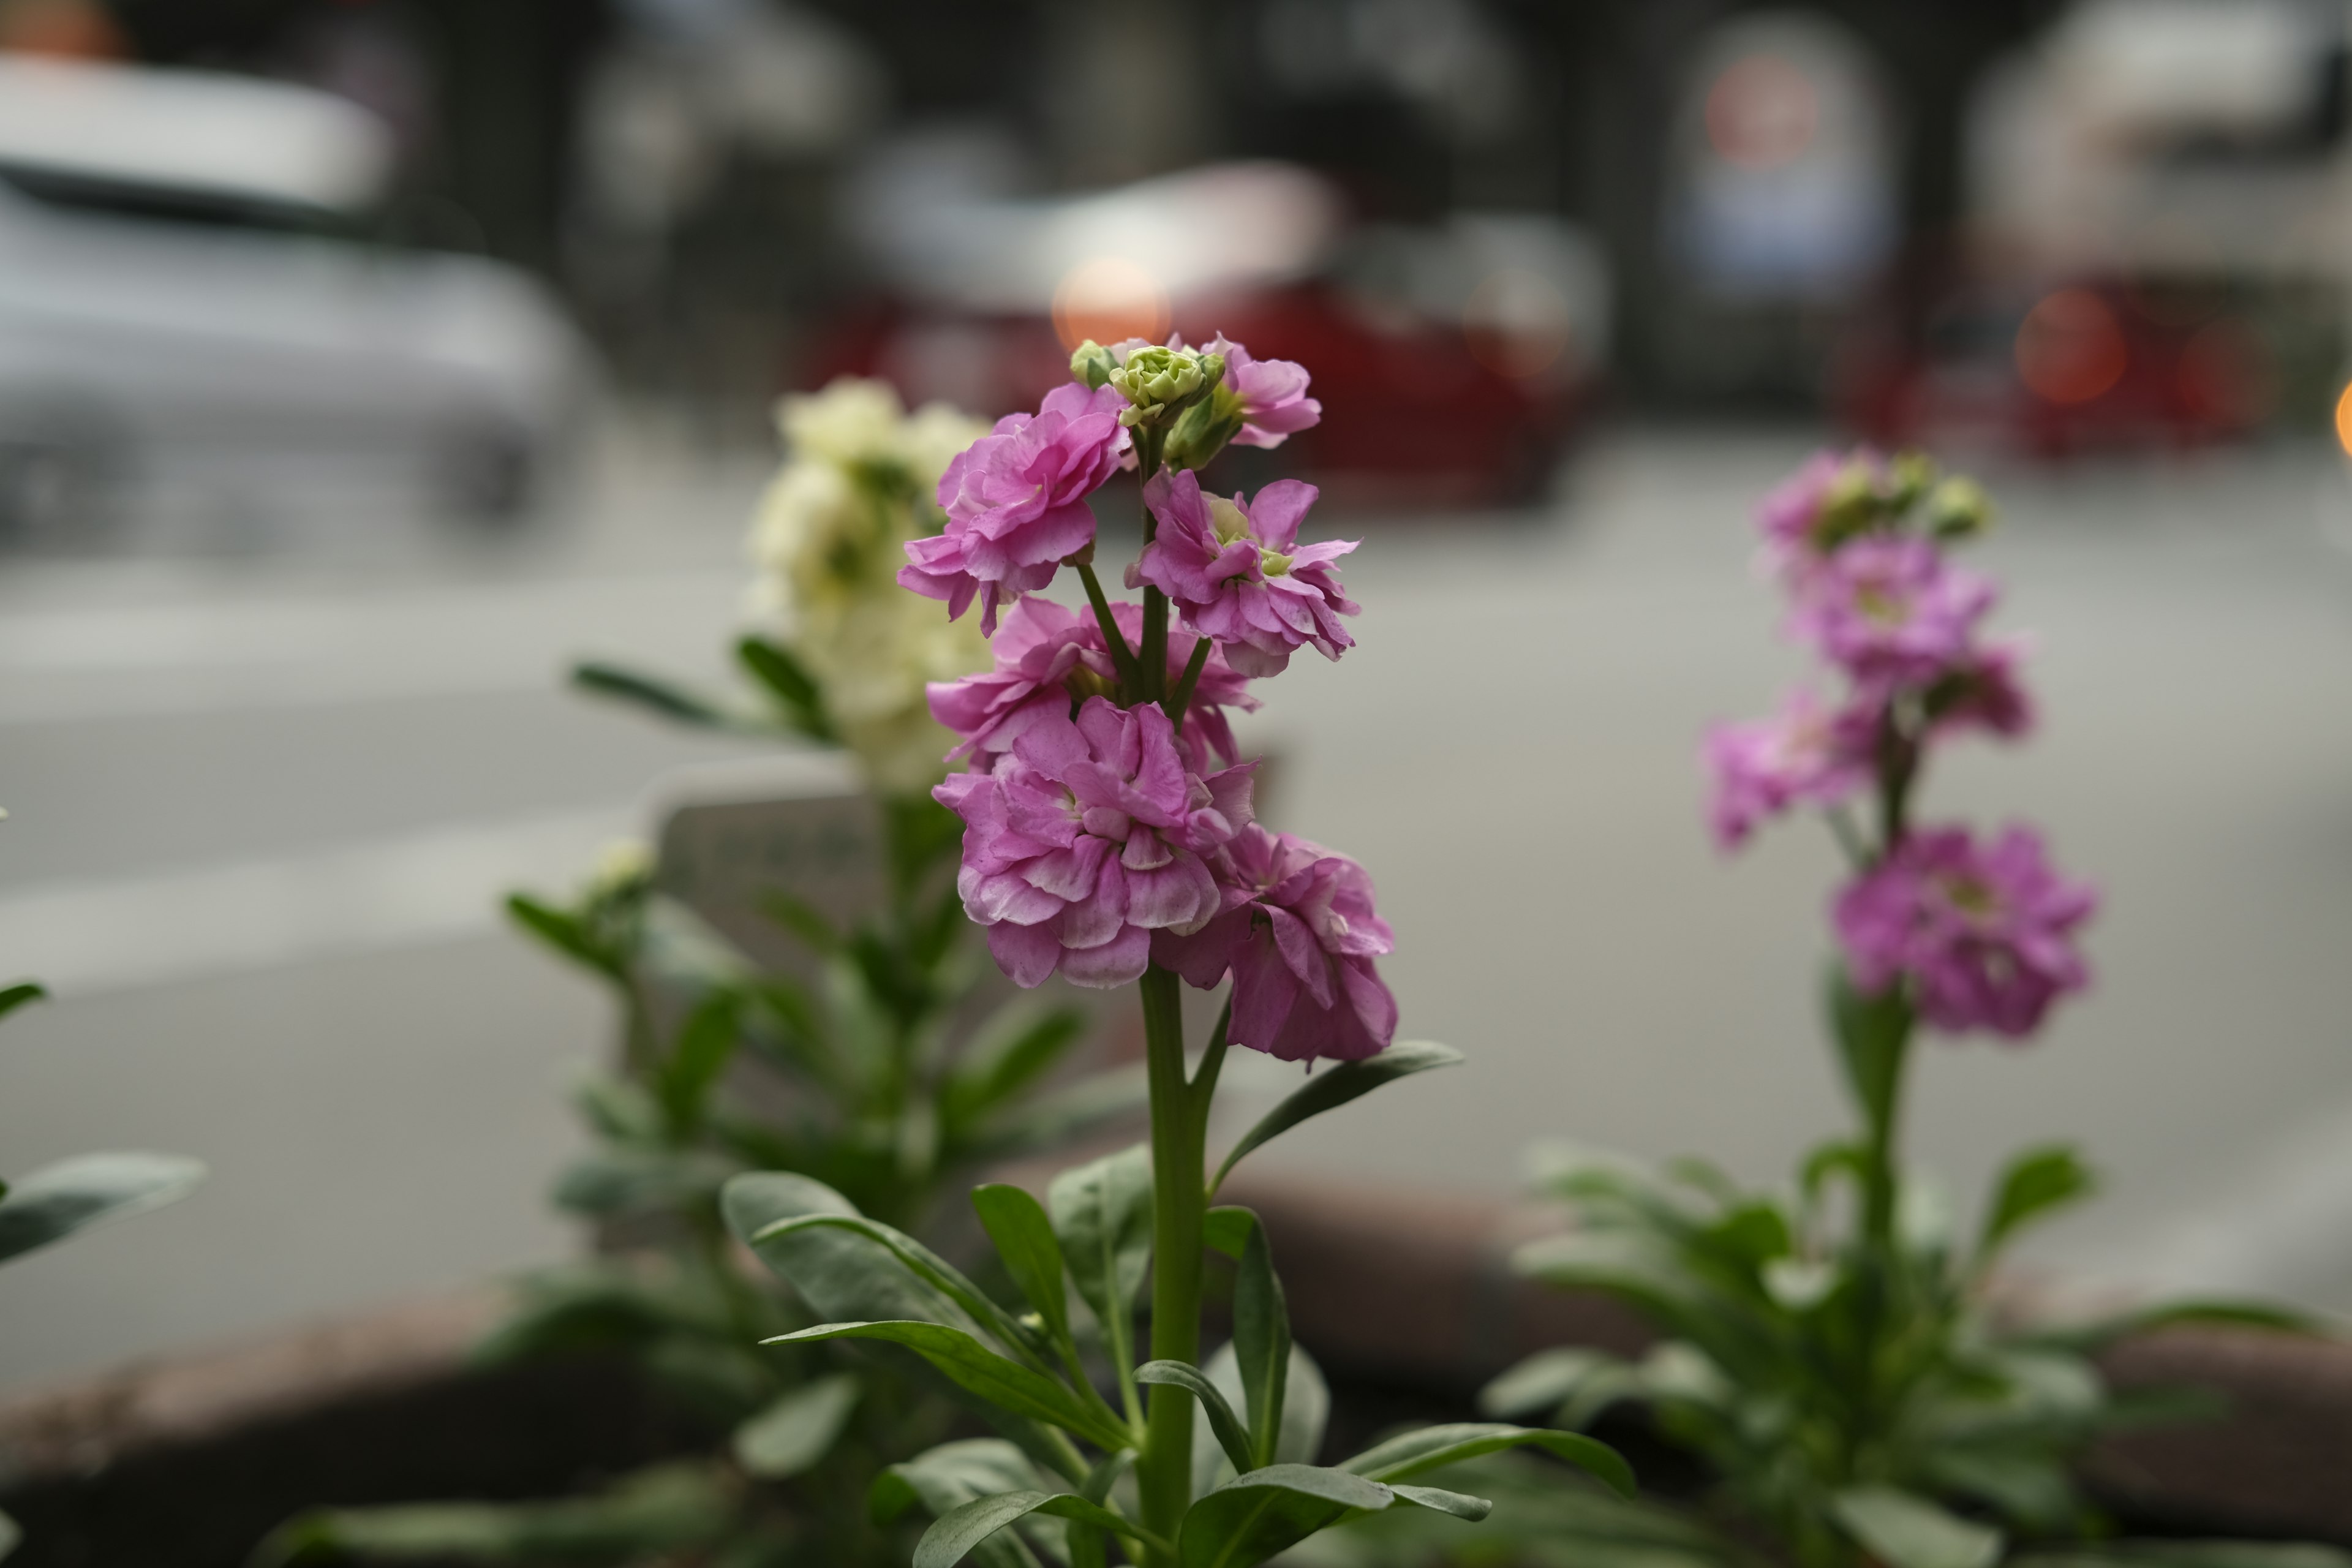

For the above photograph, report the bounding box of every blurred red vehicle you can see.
[799,160,1608,507]
[1838,276,2279,456]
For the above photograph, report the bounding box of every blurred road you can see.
[2,427,2351,1392]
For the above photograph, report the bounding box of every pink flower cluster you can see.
[911,336,1394,1063]
[1835,826,2095,1039]
[1709,450,2094,1039]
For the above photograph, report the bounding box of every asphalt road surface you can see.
[1,427,2349,1393]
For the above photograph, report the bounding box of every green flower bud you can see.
[1161,385,1247,473]
[1069,339,1118,391]
[1887,451,1938,511]
[1108,344,1221,429]
[1924,475,1993,540]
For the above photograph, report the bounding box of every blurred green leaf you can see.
[916,1490,1157,1568]
[1177,1463,1487,1568]
[551,1147,734,1219]
[1978,1146,2096,1263]
[1210,1041,1462,1197]
[1830,1487,2002,1568]
[0,1152,204,1265]
[736,636,836,741]
[733,1373,860,1479]
[658,990,742,1134]
[251,1461,736,1565]
[0,982,44,1024]
[505,893,622,982]
[945,1007,1087,1133]
[723,1172,977,1330]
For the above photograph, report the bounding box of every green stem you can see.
[1164,637,1212,729]
[1136,963,1202,1567]
[1076,562,1142,692]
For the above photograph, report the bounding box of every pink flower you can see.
[1156,826,1396,1063]
[1704,688,1877,850]
[1790,535,1996,688]
[1757,447,1879,575]
[1833,824,2096,1038]
[926,598,1258,771]
[933,697,1254,990]
[1207,334,1321,448]
[900,383,1128,635]
[1131,469,1359,678]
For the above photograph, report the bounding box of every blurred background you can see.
[0,0,2349,1392]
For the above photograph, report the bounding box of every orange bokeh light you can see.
[2332,381,2352,458]
[1051,257,1170,352]
[2015,288,2127,405]
[1705,53,1818,170]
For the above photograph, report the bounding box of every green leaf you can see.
[945,1008,1088,1131]
[1203,1206,1256,1261]
[873,1439,1047,1526]
[1049,1145,1153,1368]
[748,1212,1050,1367]
[551,1148,734,1219]
[917,1491,1161,1568]
[1232,1213,1290,1468]
[0,1152,204,1265]
[2021,1297,2318,1354]
[722,1172,975,1329]
[573,660,766,735]
[763,1321,1131,1453]
[1175,1463,1485,1568]
[974,1065,1151,1162]
[1831,1487,2003,1568]
[2011,1544,2352,1568]
[505,894,623,982]
[732,1373,860,1479]
[1140,1360,1257,1475]
[655,992,741,1134]
[1341,1420,1634,1498]
[737,636,837,741]
[1979,1145,2096,1262]
[973,1185,1072,1350]
[0,982,45,1023]
[1480,1348,1632,1422]
[1829,965,1912,1134]
[1210,1041,1461,1196]
[251,1461,735,1565]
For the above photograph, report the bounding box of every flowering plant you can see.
[720,337,1629,1568]
[1461,452,2320,1568]
[261,386,1145,1566]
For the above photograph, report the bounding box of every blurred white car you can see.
[0,56,592,537]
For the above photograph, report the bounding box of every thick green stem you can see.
[1136,963,1202,1566]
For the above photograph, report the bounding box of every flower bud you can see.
[1161,385,1247,472]
[1887,451,1939,511]
[1069,339,1118,391]
[1924,475,1993,540]
[1108,344,1221,429]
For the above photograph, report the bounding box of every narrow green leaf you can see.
[1209,1041,1462,1197]
[657,990,741,1133]
[504,894,623,982]
[973,1185,1072,1349]
[945,1008,1087,1130]
[572,660,762,734]
[1232,1214,1289,1467]
[1339,1420,1636,1498]
[0,1152,204,1265]
[1479,1348,1624,1421]
[1177,1463,1482,1568]
[1049,1145,1153,1367]
[750,1213,1050,1367]
[0,982,45,1023]
[1831,1487,2003,1568]
[722,1172,975,1330]
[1387,1484,1493,1521]
[762,891,841,956]
[732,1373,861,1479]
[1978,1145,2097,1262]
[551,1147,733,1218]
[737,636,837,741]
[1139,1360,1256,1476]
[1829,965,1912,1134]
[2021,1298,2318,1353]
[917,1491,1161,1568]
[763,1321,1131,1453]
[1203,1206,1257,1261]
[873,1439,1046,1526]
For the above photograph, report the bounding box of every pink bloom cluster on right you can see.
[1707,449,2096,1039]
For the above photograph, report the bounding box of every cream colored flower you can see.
[775,376,909,470]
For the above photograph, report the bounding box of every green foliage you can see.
[0,1152,205,1265]
[1485,1119,2324,1568]
[1208,1041,1461,1197]
[725,1051,1631,1568]
[266,795,1133,1566]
